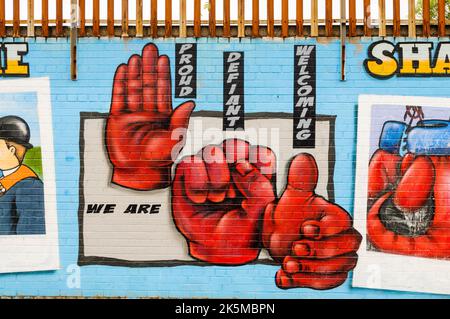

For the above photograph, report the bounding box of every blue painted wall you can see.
[0,37,448,298]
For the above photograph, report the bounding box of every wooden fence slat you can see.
[78,0,85,36]
[423,0,430,37]
[194,0,201,37]
[311,0,318,37]
[393,0,400,36]
[438,0,445,36]
[151,0,157,37]
[27,0,34,37]
[325,0,332,36]
[223,0,230,37]
[56,0,63,36]
[296,0,303,36]
[281,0,288,37]
[107,0,114,36]
[238,0,244,37]
[364,0,371,36]
[42,0,48,36]
[209,0,216,37]
[349,0,356,36]
[93,0,100,37]
[267,0,274,37]
[122,0,129,37]
[179,0,186,37]
[408,0,415,38]
[136,0,143,37]
[0,0,4,37]
[378,0,386,36]
[13,0,19,37]
[165,0,172,37]
[252,0,259,37]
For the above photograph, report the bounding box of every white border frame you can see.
[0,77,59,273]
[352,94,450,296]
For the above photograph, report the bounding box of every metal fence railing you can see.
[0,1,447,38]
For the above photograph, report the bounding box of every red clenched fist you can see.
[172,139,276,265]
[106,43,195,190]
[263,154,362,290]
[368,153,450,258]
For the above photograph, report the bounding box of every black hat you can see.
[0,116,33,149]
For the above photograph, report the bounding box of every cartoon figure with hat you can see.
[0,116,45,235]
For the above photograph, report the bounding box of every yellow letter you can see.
[3,43,29,76]
[398,43,433,75]
[364,41,398,79]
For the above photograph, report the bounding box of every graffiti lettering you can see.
[0,43,29,77]
[86,204,116,214]
[365,40,450,78]
[175,43,197,98]
[123,204,161,214]
[85,203,161,214]
[223,52,244,130]
[293,45,316,148]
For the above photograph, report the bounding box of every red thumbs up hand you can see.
[263,154,362,290]
[172,139,276,265]
[106,43,195,190]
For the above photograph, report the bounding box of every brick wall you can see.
[0,37,448,298]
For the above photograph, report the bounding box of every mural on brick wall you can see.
[0,78,59,274]
[353,95,450,295]
[78,43,362,290]
[365,41,450,78]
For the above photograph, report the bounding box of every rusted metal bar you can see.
[252,0,259,37]
[267,0,274,37]
[340,0,346,80]
[408,0,415,37]
[238,0,244,37]
[71,0,77,80]
[393,0,400,36]
[378,0,386,36]
[423,0,430,37]
[364,0,371,36]
[349,0,356,36]
[223,0,230,37]
[93,0,100,37]
[42,0,49,37]
[136,0,143,37]
[165,0,172,37]
[151,0,157,37]
[209,0,216,37]
[78,0,85,36]
[325,0,332,36]
[311,0,318,37]
[107,0,114,36]
[296,0,303,36]
[281,0,288,37]
[194,0,201,37]
[180,0,186,37]
[13,0,20,37]
[438,0,445,36]
[27,0,34,37]
[0,0,4,37]
[122,0,129,37]
[56,0,63,36]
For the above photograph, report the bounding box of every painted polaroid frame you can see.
[352,94,450,295]
[0,77,59,273]
[77,111,337,267]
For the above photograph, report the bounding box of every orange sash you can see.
[0,165,38,193]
